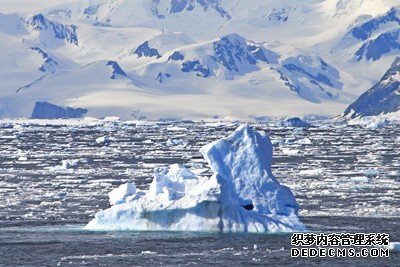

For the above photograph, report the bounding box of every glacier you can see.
[85,124,305,233]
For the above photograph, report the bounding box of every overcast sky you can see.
[0,0,81,13]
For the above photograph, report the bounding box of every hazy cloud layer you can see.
[0,0,80,13]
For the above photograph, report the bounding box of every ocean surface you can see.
[0,120,399,266]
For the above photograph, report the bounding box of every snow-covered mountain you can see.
[0,0,399,120]
[132,33,343,103]
[343,57,400,119]
[336,6,400,61]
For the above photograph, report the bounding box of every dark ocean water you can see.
[1,216,399,266]
[0,120,398,266]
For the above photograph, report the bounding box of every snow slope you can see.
[0,0,399,119]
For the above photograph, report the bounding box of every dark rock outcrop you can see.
[343,57,400,118]
[134,41,161,59]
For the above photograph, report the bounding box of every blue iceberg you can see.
[31,101,87,119]
[85,125,305,233]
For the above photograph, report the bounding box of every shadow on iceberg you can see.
[85,124,305,233]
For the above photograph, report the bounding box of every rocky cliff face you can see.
[343,57,400,118]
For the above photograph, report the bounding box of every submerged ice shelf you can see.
[85,125,305,232]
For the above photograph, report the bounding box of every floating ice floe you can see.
[125,168,135,175]
[166,126,187,132]
[366,119,389,129]
[280,117,313,128]
[85,124,305,233]
[166,138,185,147]
[95,136,115,145]
[47,159,81,171]
[281,147,300,155]
[294,138,312,145]
[285,137,312,145]
[299,169,323,177]
[103,116,121,122]
[389,242,400,252]
[362,169,380,177]
[348,117,390,129]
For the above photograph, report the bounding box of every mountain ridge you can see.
[343,57,400,118]
[0,0,399,119]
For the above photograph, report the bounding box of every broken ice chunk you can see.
[108,183,137,206]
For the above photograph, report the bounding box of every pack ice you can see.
[85,125,305,232]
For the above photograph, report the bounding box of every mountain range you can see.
[0,0,399,120]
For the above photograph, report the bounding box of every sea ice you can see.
[85,124,305,233]
[166,138,185,146]
[362,169,380,177]
[389,242,400,252]
[294,138,312,145]
[299,169,323,177]
[95,136,115,145]
[366,119,389,129]
[348,117,390,129]
[47,159,80,171]
[281,147,300,155]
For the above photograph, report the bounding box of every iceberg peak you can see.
[200,124,300,216]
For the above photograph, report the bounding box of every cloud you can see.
[0,0,81,13]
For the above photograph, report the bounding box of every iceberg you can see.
[280,117,313,128]
[389,242,400,252]
[95,136,115,145]
[31,101,87,119]
[47,159,81,172]
[85,124,305,233]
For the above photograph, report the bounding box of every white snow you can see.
[85,124,305,232]
[0,1,81,13]
[108,183,137,206]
